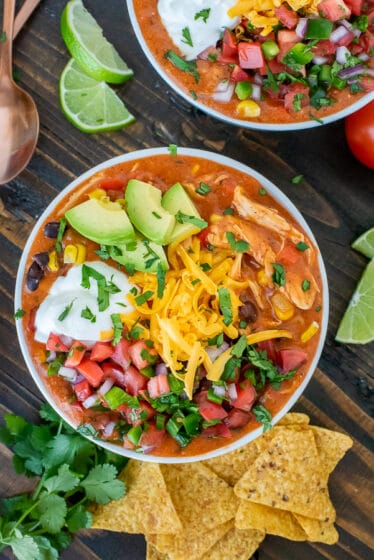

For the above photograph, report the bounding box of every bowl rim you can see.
[125,0,374,132]
[15,146,329,463]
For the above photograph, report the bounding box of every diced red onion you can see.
[254,73,263,85]
[330,25,352,44]
[58,366,77,381]
[80,340,96,350]
[347,77,358,84]
[358,52,370,62]
[155,362,168,376]
[352,28,361,39]
[336,45,350,64]
[341,19,353,30]
[141,445,155,454]
[227,383,238,401]
[83,394,99,409]
[212,384,226,397]
[103,421,116,437]
[46,351,57,363]
[296,18,308,38]
[212,80,235,103]
[98,378,114,396]
[365,68,374,78]
[251,84,262,101]
[72,374,85,385]
[59,335,73,348]
[312,55,329,65]
[206,341,230,362]
[338,64,364,79]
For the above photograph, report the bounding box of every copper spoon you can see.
[0,0,39,184]
[14,0,42,39]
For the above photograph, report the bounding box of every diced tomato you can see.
[257,340,278,364]
[102,362,126,386]
[219,29,239,64]
[73,379,92,402]
[139,423,166,450]
[336,30,355,47]
[317,0,351,21]
[225,409,252,429]
[199,400,228,421]
[278,244,301,266]
[99,178,125,190]
[65,341,86,368]
[360,77,374,92]
[121,401,156,426]
[275,5,298,29]
[312,40,336,56]
[231,379,256,412]
[238,42,264,70]
[284,83,310,113]
[76,359,105,387]
[123,438,136,450]
[201,422,232,438]
[147,374,170,399]
[198,227,212,248]
[27,307,37,332]
[231,65,249,82]
[111,339,131,369]
[123,365,149,396]
[46,333,69,353]
[128,340,157,370]
[344,0,363,15]
[277,30,299,61]
[277,347,308,372]
[90,341,114,362]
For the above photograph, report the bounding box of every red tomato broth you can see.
[133,1,372,125]
[20,154,323,457]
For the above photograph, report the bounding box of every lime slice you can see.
[61,0,133,84]
[59,59,135,133]
[336,259,374,344]
[351,227,374,259]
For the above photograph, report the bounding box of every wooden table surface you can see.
[1,1,373,559]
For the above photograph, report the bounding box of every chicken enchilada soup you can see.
[19,151,325,457]
[131,0,374,124]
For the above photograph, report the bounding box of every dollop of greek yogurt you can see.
[157,0,239,61]
[35,261,134,343]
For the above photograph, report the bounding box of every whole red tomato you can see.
[345,101,374,170]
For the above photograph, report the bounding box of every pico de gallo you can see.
[19,152,324,457]
[133,0,374,124]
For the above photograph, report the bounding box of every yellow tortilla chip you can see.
[203,442,260,486]
[235,500,307,541]
[294,514,339,544]
[150,521,232,560]
[92,460,182,534]
[278,412,310,425]
[310,426,353,475]
[160,463,237,531]
[201,526,265,560]
[146,542,169,560]
[234,427,336,521]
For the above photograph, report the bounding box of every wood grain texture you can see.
[0,1,373,559]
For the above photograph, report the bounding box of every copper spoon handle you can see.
[13,0,42,39]
[0,0,16,78]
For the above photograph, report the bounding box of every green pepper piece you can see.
[305,18,334,40]
[332,76,346,89]
[235,80,253,100]
[127,424,143,446]
[319,64,332,84]
[182,413,202,436]
[285,43,314,65]
[105,386,139,409]
[261,40,280,60]
[207,387,223,404]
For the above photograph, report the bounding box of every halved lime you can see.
[59,59,135,133]
[336,259,374,344]
[351,227,374,259]
[61,0,133,84]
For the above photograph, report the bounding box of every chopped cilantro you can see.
[296,241,309,251]
[194,8,210,23]
[14,308,25,319]
[208,333,224,347]
[157,262,166,299]
[223,207,234,215]
[175,211,208,230]
[239,320,248,329]
[293,93,306,112]
[208,52,217,62]
[258,187,267,196]
[302,279,311,292]
[272,263,286,286]
[135,290,154,306]
[168,143,178,156]
[226,231,249,253]
[196,182,211,195]
[292,174,303,184]
[200,262,212,272]
[81,306,96,323]
[0,31,6,42]
[181,27,193,47]
[55,218,67,253]
[190,89,198,99]
[129,286,139,296]
[218,287,233,326]
[152,211,161,219]
[315,305,321,312]
[164,50,200,83]
[253,404,273,432]
[191,278,201,286]
[111,314,123,345]
[58,300,75,321]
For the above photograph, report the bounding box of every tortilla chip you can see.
[146,542,169,560]
[235,500,306,541]
[150,520,232,560]
[294,514,339,545]
[203,442,260,486]
[160,463,237,531]
[234,427,336,521]
[278,412,310,426]
[201,526,265,560]
[92,460,182,534]
[310,426,353,475]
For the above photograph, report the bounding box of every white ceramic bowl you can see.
[15,147,329,462]
[126,0,374,132]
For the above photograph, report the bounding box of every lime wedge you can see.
[351,227,374,259]
[61,0,133,84]
[336,259,374,344]
[59,59,135,133]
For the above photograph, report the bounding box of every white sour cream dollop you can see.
[35,261,135,344]
[157,0,239,61]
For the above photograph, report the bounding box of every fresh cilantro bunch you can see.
[0,403,127,560]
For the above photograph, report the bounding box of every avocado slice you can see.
[65,198,135,245]
[162,182,202,244]
[125,179,175,245]
[110,236,169,273]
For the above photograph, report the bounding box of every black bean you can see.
[44,221,60,238]
[32,252,49,269]
[26,261,44,292]
[239,301,257,323]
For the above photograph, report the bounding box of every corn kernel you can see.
[301,321,319,343]
[210,214,223,224]
[88,188,107,200]
[192,164,200,175]
[271,292,295,321]
[257,269,268,286]
[236,100,261,118]
[100,329,114,341]
[63,244,78,264]
[48,250,59,272]
[75,244,86,264]
[116,198,126,207]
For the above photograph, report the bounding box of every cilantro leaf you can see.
[38,494,67,533]
[181,27,193,47]
[157,262,166,299]
[43,433,95,471]
[175,211,208,230]
[226,231,249,253]
[43,464,80,494]
[218,287,233,326]
[253,404,273,432]
[272,263,286,286]
[9,532,40,560]
[195,8,210,23]
[66,505,92,532]
[164,50,200,83]
[80,464,125,504]
[33,536,59,560]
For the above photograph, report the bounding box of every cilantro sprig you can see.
[0,404,126,560]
